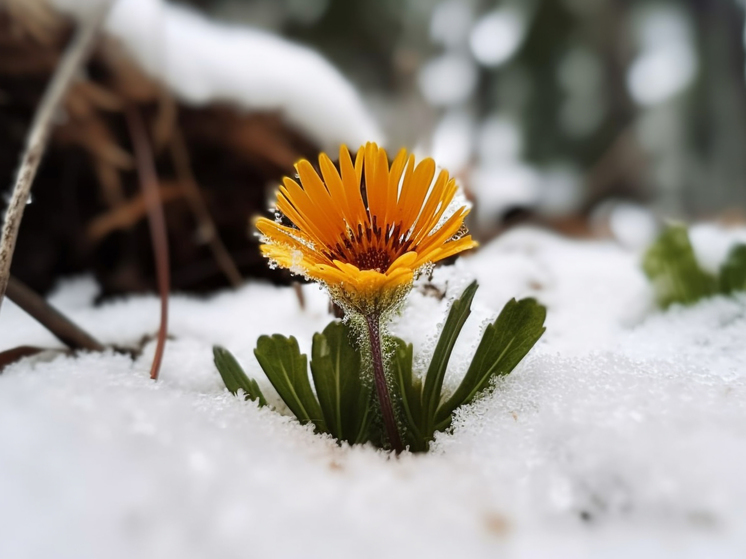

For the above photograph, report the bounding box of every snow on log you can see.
[49,0,384,150]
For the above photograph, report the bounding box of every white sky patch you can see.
[418,53,479,107]
[469,6,527,67]
[429,0,474,49]
[430,109,475,174]
[476,114,523,162]
[49,0,383,150]
[626,5,698,106]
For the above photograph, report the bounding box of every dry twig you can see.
[0,5,110,314]
[126,107,170,381]
[6,276,105,352]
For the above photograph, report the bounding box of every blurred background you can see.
[195,0,746,234]
[1,0,746,296]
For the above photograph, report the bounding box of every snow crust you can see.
[49,0,383,150]
[689,223,746,275]
[2,227,746,558]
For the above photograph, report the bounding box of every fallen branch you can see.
[0,6,110,314]
[6,276,105,352]
[126,107,170,381]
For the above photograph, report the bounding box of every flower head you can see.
[256,142,477,315]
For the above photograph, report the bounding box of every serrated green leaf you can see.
[643,225,718,308]
[719,244,746,294]
[420,281,478,436]
[254,335,327,432]
[436,297,546,429]
[310,321,372,444]
[390,336,426,451]
[213,346,267,406]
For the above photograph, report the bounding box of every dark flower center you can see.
[320,217,417,273]
[354,248,391,272]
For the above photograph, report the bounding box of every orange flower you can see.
[256,142,477,315]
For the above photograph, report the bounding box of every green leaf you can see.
[436,297,546,429]
[213,346,267,407]
[420,281,478,436]
[310,321,372,444]
[254,335,327,432]
[719,244,746,294]
[643,225,718,308]
[390,336,426,451]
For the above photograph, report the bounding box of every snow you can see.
[2,226,746,558]
[470,162,541,227]
[689,223,746,275]
[49,0,382,150]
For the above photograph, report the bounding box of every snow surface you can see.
[2,227,746,558]
[49,0,383,150]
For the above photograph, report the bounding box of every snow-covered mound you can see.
[49,0,383,150]
[1,227,745,558]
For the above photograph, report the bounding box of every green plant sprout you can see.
[214,281,546,452]
[643,224,746,308]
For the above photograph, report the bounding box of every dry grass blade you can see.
[126,107,170,381]
[87,182,185,241]
[0,5,110,314]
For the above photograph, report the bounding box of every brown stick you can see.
[365,313,403,453]
[6,276,105,352]
[0,6,110,314]
[170,127,243,287]
[126,107,170,381]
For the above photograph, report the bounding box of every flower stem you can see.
[365,313,403,453]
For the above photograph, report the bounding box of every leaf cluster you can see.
[215,321,372,445]
[391,281,546,451]
[213,282,547,452]
[643,225,746,308]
